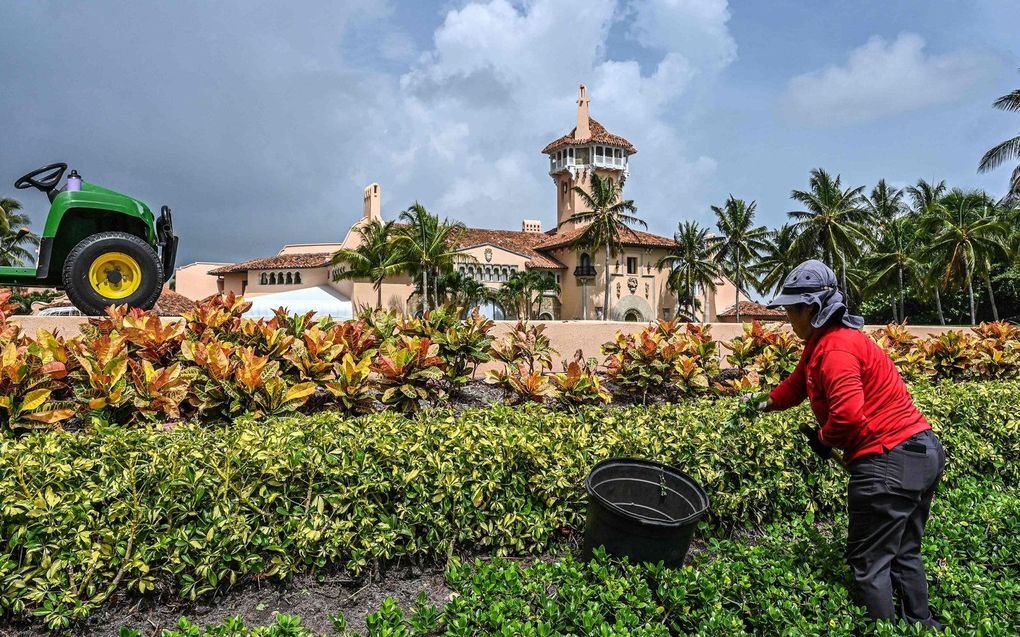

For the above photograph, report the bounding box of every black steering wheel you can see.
[15,162,68,193]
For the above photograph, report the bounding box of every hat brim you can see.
[765,293,811,309]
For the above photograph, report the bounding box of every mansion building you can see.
[174,86,737,322]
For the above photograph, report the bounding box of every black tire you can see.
[62,232,163,315]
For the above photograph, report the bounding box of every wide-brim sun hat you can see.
[767,259,864,329]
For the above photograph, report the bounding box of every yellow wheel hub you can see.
[88,252,142,299]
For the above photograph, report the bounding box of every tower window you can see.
[627,257,637,274]
[295,272,302,284]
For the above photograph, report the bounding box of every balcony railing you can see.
[549,150,627,173]
[574,264,597,278]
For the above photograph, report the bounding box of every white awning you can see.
[242,285,354,320]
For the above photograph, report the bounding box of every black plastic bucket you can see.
[582,458,709,566]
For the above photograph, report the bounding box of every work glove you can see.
[799,424,832,460]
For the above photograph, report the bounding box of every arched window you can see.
[580,253,592,269]
[269,273,276,285]
[261,273,268,285]
[294,272,302,284]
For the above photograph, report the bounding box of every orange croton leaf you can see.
[24,408,76,424]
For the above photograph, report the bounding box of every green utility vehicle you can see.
[1,162,177,314]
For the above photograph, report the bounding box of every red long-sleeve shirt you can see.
[769,325,930,464]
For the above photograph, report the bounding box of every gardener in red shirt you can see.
[760,260,946,630]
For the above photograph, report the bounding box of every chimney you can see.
[575,84,590,140]
[522,219,542,233]
[363,183,381,222]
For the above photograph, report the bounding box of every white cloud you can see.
[782,32,999,127]
[627,0,737,71]
[381,0,736,234]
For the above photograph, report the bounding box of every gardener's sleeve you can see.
[817,349,866,449]
[768,355,808,410]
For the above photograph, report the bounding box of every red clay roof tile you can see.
[717,300,787,318]
[208,253,334,275]
[455,228,566,269]
[542,118,637,155]
[535,225,676,250]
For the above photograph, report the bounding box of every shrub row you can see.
[125,477,1020,636]
[4,288,1020,427]
[2,382,1017,628]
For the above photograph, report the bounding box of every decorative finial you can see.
[576,84,590,139]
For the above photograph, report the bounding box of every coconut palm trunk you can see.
[734,251,742,324]
[985,258,999,321]
[964,258,976,325]
[898,265,905,323]
[934,287,945,325]
[604,244,611,321]
[421,268,430,313]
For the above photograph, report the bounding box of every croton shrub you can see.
[3,288,1020,430]
[1,381,1017,628]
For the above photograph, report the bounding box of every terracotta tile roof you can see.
[153,290,197,316]
[542,118,637,155]
[535,225,677,251]
[455,227,566,270]
[208,252,333,275]
[717,301,787,318]
[38,290,196,317]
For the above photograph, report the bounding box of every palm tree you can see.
[978,70,1020,199]
[756,224,803,298]
[862,180,912,321]
[656,221,722,322]
[501,270,560,319]
[437,271,489,313]
[864,216,922,323]
[525,271,560,319]
[566,172,644,320]
[396,202,469,313]
[706,196,769,324]
[907,179,950,324]
[977,197,1016,321]
[922,189,1010,324]
[0,197,39,267]
[494,278,526,320]
[788,169,870,299]
[331,219,407,309]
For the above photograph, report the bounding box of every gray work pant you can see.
[845,429,946,628]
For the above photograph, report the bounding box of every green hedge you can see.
[127,478,1020,636]
[2,382,1018,629]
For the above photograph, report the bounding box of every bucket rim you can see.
[585,457,710,528]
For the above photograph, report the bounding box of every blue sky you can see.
[2,0,1017,267]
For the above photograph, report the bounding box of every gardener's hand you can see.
[740,393,770,412]
[799,424,832,460]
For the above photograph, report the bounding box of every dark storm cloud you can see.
[0,0,394,265]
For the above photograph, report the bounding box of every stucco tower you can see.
[542,85,637,231]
